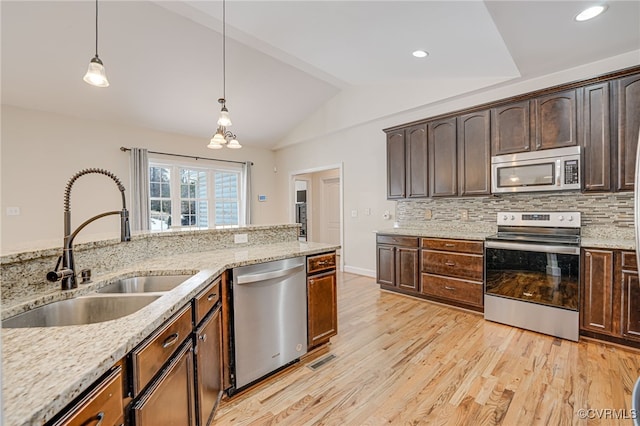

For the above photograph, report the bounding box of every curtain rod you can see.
[120,147,253,166]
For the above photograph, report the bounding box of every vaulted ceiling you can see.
[2,1,639,149]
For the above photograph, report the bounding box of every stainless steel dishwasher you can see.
[232,256,307,390]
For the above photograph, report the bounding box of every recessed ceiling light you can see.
[412,50,429,58]
[575,5,607,21]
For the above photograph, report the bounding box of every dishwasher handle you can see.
[235,264,305,285]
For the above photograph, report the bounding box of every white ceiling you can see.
[2,1,639,150]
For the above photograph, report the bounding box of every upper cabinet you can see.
[491,100,531,155]
[533,89,578,150]
[458,110,491,196]
[428,118,457,197]
[384,66,640,198]
[386,124,428,199]
[615,74,640,191]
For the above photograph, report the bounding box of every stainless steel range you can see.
[484,211,581,341]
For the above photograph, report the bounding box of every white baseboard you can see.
[343,265,376,278]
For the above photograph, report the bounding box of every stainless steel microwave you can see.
[491,146,581,193]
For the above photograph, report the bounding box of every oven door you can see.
[485,240,580,311]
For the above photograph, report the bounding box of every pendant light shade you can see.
[84,0,109,88]
[83,56,109,87]
[207,0,242,149]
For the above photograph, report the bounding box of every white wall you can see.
[273,52,640,276]
[0,105,278,253]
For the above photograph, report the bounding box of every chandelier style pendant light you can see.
[208,0,242,149]
[83,0,109,87]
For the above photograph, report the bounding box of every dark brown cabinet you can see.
[49,366,125,426]
[307,252,338,349]
[428,118,457,197]
[582,83,612,192]
[131,341,196,426]
[615,74,640,191]
[581,249,615,335]
[386,125,428,199]
[376,235,420,295]
[420,238,484,310]
[533,89,578,150]
[581,248,640,348]
[195,307,223,426]
[491,100,531,155]
[457,110,491,196]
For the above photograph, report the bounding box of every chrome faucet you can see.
[47,168,131,290]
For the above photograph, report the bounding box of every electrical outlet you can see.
[461,209,469,221]
[351,210,358,218]
[424,209,432,220]
[364,208,371,216]
[234,233,248,244]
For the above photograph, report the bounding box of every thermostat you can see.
[258,195,267,202]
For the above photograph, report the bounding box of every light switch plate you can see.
[6,207,20,216]
[234,233,248,244]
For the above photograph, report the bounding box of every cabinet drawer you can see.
[421,273,483,307]
[421,250,483,281]
[131,304,193,395]
[193,277,221,326]
[421,238,483,254]
[307,252,337,274]
[53,366,124,426]
[376,235,419,247]
[621,251,637,271]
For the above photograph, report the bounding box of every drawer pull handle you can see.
[162,333,180,348]
[523,292,533,297]
[445,262,456,267]
[444,286,456,291]
[199,333,207,342]
[207,293,217,301]
[444,244,455,247]
[80,412,104,426]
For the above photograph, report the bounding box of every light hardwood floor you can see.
[215,272,640,425]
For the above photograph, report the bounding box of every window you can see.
[149,160,243,230]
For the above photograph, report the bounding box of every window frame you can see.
[148,157,245,230]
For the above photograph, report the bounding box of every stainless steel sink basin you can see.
[2,294,161,328]
[97,274,192,294]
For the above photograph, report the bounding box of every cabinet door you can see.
[457,110,491,196]
[428,118,457,197]
[396,247,420,293]
[616,74,640,191]
[195,308,223,426]
[132,341,196,426]
[376,245,395,286]
[307,271,338,348]
[581,249,615,335]
[386,130,406,199]
[533,89,578,150]
[622,269,640,342]
[406,124,428,198]
[491,101,531,155]
[582,83,611,192]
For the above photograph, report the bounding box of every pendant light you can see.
[83,0,109,88]
[208,0,242,149]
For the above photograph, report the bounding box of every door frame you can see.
[289,163,344,271]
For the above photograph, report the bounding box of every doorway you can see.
[290,165,343,267]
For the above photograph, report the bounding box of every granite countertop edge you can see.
[2,241,339,426]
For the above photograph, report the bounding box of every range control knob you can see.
[502,215,508,221]
[558,215,564,221]
[510,215,515,221]
[568,215,574,222]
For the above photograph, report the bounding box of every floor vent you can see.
[308,354,337,371]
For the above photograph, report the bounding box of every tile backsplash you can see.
[397,192,634,228]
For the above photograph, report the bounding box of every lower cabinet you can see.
[376,235,420,295]
[194,307,223,426]
[307,252,338,349]
[49,366,125,426]
[581,248,640,347]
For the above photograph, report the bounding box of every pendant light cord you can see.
[222,0,226,102]
[95,0,99,57]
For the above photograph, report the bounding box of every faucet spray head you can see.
[121,209,131,242]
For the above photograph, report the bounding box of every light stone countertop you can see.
[2,241,338,426]
[376,227,493,241]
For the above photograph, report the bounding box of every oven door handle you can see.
[485,240,580,255]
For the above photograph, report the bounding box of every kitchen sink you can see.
[96,274,192,294]
[2,294,161,328]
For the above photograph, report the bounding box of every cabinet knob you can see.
[445,262,456,267]
[586,252,591,257]
[199,334,207,342]
[207,293,217,301]
[444,286,456,291]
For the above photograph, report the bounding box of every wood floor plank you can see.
[215,272,640,425]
